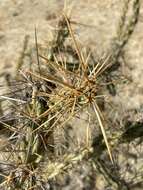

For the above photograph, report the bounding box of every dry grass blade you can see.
[63,13,87,76]
[92,102,113,164]
[25,70,78,93]
[35,27,41,75]
[0,95,27,103]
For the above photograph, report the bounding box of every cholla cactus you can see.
[0,0,140,189]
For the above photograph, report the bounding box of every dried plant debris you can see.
[0,0,141,189]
